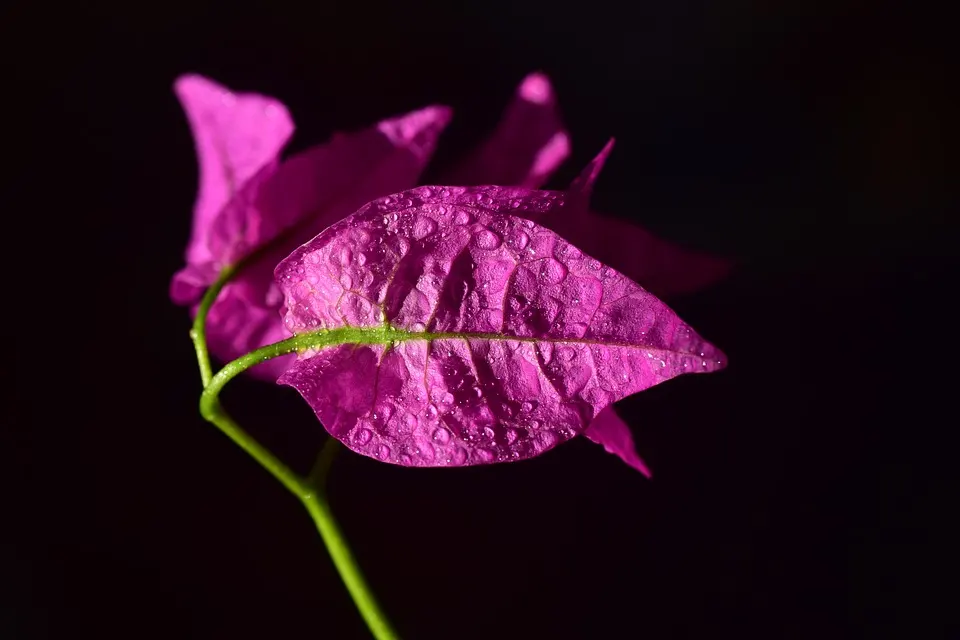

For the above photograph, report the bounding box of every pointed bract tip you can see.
[377,105,453,153]
[569,138,615,196]
[173,73,227,100]
[518,72,555,105]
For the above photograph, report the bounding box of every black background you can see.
[7,1,953,638]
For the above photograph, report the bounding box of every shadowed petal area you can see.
[172,74,294,274]
[536,140,734,299]
[277,185,726,466]
[553,211,733,299]
[583,407,652,477]
[177,105,452,378]
[441,72,570,189]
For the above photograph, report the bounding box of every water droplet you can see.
[508,230,530,250]
[477,448,496,462]
[505,429,519,444]
[483,426,496,440]
[441,392,454,405]
[357,253,368,266]
[426,405,438,419]
[448,447,468,465]
[432,427,451,444]
[520,401,535,413]
[530,419,541,429]
[473,229,502,250]
[539,258,568,284]
[537,431,558,448]
[510,200,521,209]
[472,387,483,398]
[399,454,413,465]
[454,210,473,225]
[412,217,437,240]
[559,346,575,361]
[340,274,353,289]
[354,428,372,445]
[377,444,391,459]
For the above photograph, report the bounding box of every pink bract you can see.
[276,181,726,467]
[170,75,453,378]
[172,72,730,473]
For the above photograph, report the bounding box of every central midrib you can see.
[283,322,686,358]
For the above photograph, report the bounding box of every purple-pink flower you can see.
[275,176,726,467]
[172,73,730,474]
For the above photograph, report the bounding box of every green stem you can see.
[198,327,401,640]
[189,263,237,387]
[302,440,398,640]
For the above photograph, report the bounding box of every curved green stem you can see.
[302,440,398,640]
[189,263,237,387]
[198,327,401,640]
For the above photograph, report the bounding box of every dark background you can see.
[8,1,953,638]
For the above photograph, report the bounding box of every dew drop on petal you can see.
[449,446,468,465]
[539,258,568,284]
[412,217,437,240]
[537,431,558,448]
[354,428,372,445]
[473,229,502,250]
[508,230,530,250]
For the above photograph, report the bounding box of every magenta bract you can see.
[172,73,731,472]
[275,181,726,467]
[170,75,452,378]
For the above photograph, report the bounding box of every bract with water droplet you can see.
[169,74,452,378]
[276,186,726,467]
